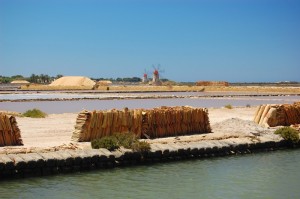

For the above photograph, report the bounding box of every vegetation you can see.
[224,104,233,109]
[91,132,151,152]
[113,132,137,148]
[0,75,25,83]
[131,141,151,152]
[29,74,49,84]
[22,108,47,118]
[1,74,166,84]
[162,80,177,86]
[91,136,119,151]
[274,127,300,144]
[92,77,143,83]
[116,77,142,82]
[246,104,251,108]
[0,74,63,84]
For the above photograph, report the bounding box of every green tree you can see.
[11,75,24,80]
[56,74,63,79]
[29,74,39,83]
[0,76,12,83]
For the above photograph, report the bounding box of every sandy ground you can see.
[0,106,281,154]
[208,107,256,125]
[9,107,258,147]
[16,113,77,148]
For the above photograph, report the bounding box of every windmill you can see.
[152,64,164,86]
[142,69,150,83]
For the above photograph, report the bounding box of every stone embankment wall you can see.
[0,139,296,179]
[195,81,229,86]
[254,102,300,127]
[0,113,23,146]
[72,106,211,142]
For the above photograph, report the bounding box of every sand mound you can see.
[50,76,95,87]
[11,80,30,84]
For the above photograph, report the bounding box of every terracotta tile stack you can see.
[0,113,23,146]
[254,102,300,127]
[72,106,211,142]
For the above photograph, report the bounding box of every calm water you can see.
[0,91,291,100]
[1,96,300,114]
[1,149,300,199]
[1,92,299,114]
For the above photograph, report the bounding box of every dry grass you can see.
[95,85,205,92]
[224,104,233,109]
[203,86,300,93]
[0,110,22,117]
[94,85,300,93]
[21,84,93,90]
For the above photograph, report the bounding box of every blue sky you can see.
[0,0,299,82]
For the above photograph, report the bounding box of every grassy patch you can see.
[224,104,233,109]
[22,108,47,118]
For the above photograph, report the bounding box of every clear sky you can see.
[0,0,299,82]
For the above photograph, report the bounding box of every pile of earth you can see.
[211,118,279,140]
[50,76,95,87]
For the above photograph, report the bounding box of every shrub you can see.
[274,127,300,144]
[114,132,137,148]
[224,104,233,109]
[22,108,47,118]
[91,136,119,151]
[246,104,251,108]
[131,141,151,152]
[91,132,151,152]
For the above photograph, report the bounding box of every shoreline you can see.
[0,139,298,179]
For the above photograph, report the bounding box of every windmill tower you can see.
[142,69,149,83]
[152,69,159,83]
[152,64,163,86]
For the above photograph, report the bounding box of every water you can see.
[1,95,300,114]
[1,91,299,114]
[1,150,300,198]
[0,91,237,100]
[0,91,289,100]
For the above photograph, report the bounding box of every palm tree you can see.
[29,74,38,83]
